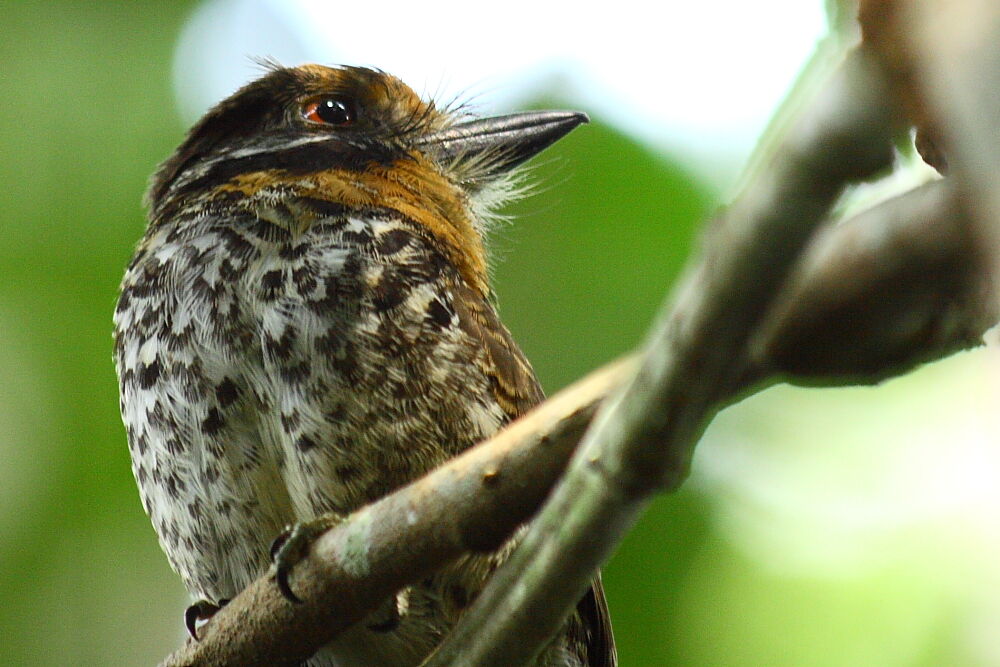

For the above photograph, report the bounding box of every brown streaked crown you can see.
[148,65,450,211]
[147,64,494,290]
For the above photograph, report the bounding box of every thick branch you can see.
[752,178,995,383]
[421,48,897,667]
[902,0,1000,236]
[864,0,1000,282]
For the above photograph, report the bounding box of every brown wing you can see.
[453,283,617,667]
[452,282,544,418]
[575,574,617,667]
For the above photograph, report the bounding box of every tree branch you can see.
[860,0,1000,280]
[420,47,897,667]
[161,358,634,667]
[752,178,995,384]
[896,0,1000,284]
[160,39,1000,667]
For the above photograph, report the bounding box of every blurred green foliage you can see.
[2,2,996,666]
[1,3,199,664]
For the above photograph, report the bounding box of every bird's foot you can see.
[184,597,229,641]
[270,513,346,603]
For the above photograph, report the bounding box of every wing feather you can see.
[453,282,617,666]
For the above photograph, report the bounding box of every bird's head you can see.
[147,64,587,293]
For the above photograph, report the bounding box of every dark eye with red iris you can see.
[302,98,355,126]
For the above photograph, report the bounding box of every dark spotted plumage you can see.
[114,64,613,666]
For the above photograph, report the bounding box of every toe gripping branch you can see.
[185,598,229,641]
[270,514,347,604]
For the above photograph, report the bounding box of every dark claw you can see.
[184,604,202,641]
[271,524,306,604]
[270,514,345,604]
[275,560,304,604]
[184,599,227,640]
[269,525,293,561]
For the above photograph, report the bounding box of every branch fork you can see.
[162,12,1000,664]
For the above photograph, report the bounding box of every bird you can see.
[114,63,614,666]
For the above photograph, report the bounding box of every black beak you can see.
[417,110,589,179]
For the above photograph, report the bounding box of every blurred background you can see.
[3,0,1000,665]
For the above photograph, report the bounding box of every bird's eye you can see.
[302,97,355,126]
